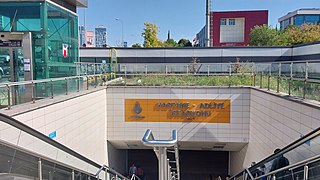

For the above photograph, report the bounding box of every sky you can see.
[78,0,320,47]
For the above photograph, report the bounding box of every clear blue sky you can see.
[78,0,320,47]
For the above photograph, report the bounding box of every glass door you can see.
[12,48,24,82]
[0,48,11,83]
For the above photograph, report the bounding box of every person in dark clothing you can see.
[136,165,144,180]
[270,149,290,180]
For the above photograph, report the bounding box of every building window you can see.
[294,15,304,26]
[220,19,226,25]
[305,15,320,24]
[229,19,235,25]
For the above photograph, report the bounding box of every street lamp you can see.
[115,18,124,47]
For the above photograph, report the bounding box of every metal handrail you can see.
[245,168,255,180]
[141,129,180,180]
[142,129,177,147]
[95,165,129,180]
[130,174,141,180]
[254,154,320,180]
[231,127,320,179]
[0,74,106,87]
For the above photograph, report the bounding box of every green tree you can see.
[177,39,192,47]
[163,38,177,47]
[132,43,142,48]
[286,24,320,45]
[142,22,163,47]
[249,25,289,46]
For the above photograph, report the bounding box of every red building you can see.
[196,10,268,47]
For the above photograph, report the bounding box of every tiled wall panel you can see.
[12,90,107,165]
[106,87,250,146]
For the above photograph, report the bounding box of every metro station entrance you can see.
[128,149,229,180]
[0,32,33,108]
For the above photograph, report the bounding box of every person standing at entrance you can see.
[129,163,137,177]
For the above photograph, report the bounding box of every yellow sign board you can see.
[125,99,230,123]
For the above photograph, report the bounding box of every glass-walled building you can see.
[0,0,87,81]
[279,8,320,30]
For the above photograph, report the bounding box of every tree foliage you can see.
[249,24,320,46]
[142,22,163,47]
[163,38,177,47]
[286,24,320,45]
[177,39,192,47]
[132,43,142,48]
[249,25,288,46]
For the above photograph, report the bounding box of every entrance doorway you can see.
[0,47,24,83]
[128,149,229,180]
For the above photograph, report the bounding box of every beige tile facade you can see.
[106,87,250,150]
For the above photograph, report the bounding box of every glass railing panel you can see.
[291,80,304,97]
[0,120,100,176]
[255,63,270,75]
[292,63,306,79]
[208,63,230,74]
[308,160,320,180]
[277,167,303,180]
[124,64,146,75]
[290,80,304,97]
[269,76,278,92]
[305,82,320,101]
[53,79,68,97]
[277,78,289,94]
[79,64,89,76]
[308,62,320,80]
[229,75,252,86]
[146,64,166,74]
[35,82,51,100]
[231,63,254,75]
[42,160,73,180]
[0,143,15,173]
[78,77,86,91]
[280,63,291,78]
[67,78,79,94]
[0,143,39,179]
[191,63,208,74]
[271,63,280,76]
[168,64,187,74]
[0,85,8,109]
[11,84,33,105]
[87,64,96,75]
[87,76,98,89]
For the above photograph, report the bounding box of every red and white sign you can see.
[63,44,68,58]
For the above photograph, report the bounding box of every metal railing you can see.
[1,61,319,110]
[0,74,121,110]
[75,61,320,102]
[231,127,320,180]
[130,174,141,180]
[142,129,180,180]
[0,113,128,180]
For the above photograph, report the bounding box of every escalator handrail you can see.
[231,126,320,178]
[254,154,320,180]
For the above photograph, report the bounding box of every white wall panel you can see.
[12,90,107,165]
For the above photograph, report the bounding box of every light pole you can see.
[115,18,124,47]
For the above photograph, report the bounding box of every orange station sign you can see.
[125,99,230,123]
